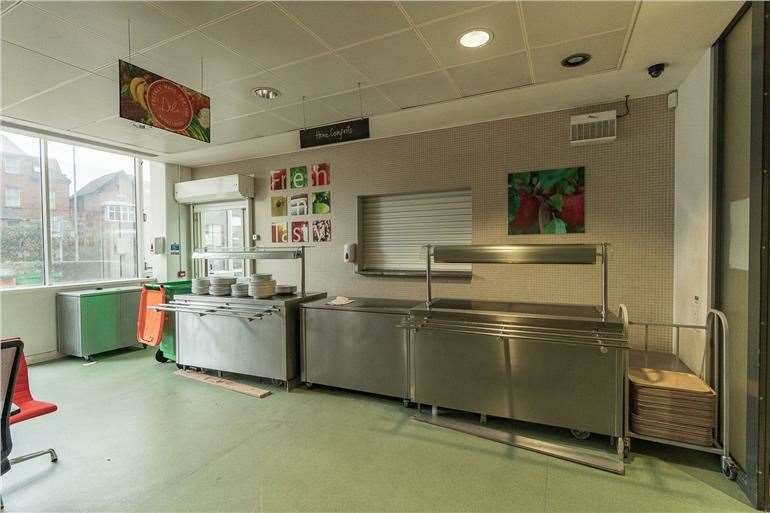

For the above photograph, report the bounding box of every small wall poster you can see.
[289,166,308,188]
[271,223,288,243]
[312,219,331,242]
[291,221,309,242]
[311,191,331,214]
[270,169,287,191]
[270,196,287,217]
[311,163,331,186]
[289,194,308,216]
[507,167,585,235]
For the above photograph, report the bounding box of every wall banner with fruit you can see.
[507,167,585,235]
[119,60,210,143]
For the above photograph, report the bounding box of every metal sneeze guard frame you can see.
[192,245,306,296]
[424,243,609,320]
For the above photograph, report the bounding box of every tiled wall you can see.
[193,95,675,350]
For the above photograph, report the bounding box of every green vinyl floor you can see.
[2,348,754,513]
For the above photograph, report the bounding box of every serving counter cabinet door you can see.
[410,330,626,437]
[300,299,414,400]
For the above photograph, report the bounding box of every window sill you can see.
[0,277,151,294]
[356,269,472,279]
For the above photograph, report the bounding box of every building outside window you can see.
[5,187,21,208]
[0,128,144,288]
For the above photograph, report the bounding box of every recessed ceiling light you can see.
[561,53,591,68]
[253,87,280,100]
[458,29,492,48]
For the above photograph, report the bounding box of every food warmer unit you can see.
[150,247,325,389]
[402,244,630,473]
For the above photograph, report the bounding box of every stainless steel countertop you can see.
[301,297,420,315]
[410,298,625,335]
[174,292,326,306]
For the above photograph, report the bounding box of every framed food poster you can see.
[119,60,210,142]
[289,166,308,188]
[312,220,331,242]
[311,191,331,214]
[270,196,287,217]
[507,167,585,235]
[289,194,308,216]
[271,223,288,243]
[291,221,309,242]
[270,169,287,191]
[311,163,330,186]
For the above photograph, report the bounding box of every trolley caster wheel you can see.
[721,459,738,481]
[154,350,169,363]
[570,429,591,440]
[305,383,314,389]
[176,364,183,369]
[402,399,410,408]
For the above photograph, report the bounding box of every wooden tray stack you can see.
[629,367,716,447]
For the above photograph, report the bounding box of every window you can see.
[193,202,247,277]
[5,187,20,207]
[358,190,472,274]
[0,131,44,287]
[0,128,144,288]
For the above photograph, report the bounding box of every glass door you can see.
[193,201,248,277]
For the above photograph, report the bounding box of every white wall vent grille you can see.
[570,110,617,145]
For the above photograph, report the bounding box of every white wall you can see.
[673,48,713,374]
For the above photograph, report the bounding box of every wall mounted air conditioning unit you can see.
[570,110,617,145]
[174,174,255,204]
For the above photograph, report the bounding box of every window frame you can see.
[0,125,147,289]
[4,186,21,208]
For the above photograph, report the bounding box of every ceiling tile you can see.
[2,3,121,70]
[90,53,159,82]
[531,29,625,83]
[72,116,205,154]
[447,52,531,97]
[338,30,437,83]
[268,55,367,102]
[1,0,21,15]
[418,3,524,67]
[211,112,294,144]
[207,90,261,123]
[378,71,457,109]
[522,1,635,48]
[3,74,117,129]
[270,101,342,129]
[279,1,409,49]
[150,1,257,28]
[141,32,264,90]
[201,3,326,69]
[322,87,395,118]
[402,1,489,24]
[30,1,190,53]
[1,41,85,109]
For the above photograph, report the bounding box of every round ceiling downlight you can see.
[561,53,591,68]
[253,87,281,100]
[459,29,492,48]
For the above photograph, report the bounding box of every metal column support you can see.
[601,243,609,321]
[425,244,432,308]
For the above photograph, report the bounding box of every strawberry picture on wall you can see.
[507,167,585,235]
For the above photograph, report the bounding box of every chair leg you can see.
[9,448,58,465]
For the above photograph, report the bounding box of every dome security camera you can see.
[648,63,666,78]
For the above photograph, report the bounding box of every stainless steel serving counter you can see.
[165,292,326,388]
[406,299,629,438]
[301,297,419,400]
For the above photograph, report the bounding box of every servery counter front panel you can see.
[408,300,628,437]
[301,298,418,399]
[173,293,326,383]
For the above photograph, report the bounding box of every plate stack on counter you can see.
[209,276,236,296]
[192,277,210,295]
[629,367,716,447]
[231,280,250,298]
[248,274,276,298]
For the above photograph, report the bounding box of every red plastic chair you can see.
[10,355,57,425]
[8,352,58,467]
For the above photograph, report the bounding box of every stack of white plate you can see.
[192,277,210,295]
[209,276,236,296]
[248,274,276,298]
[231,283,249,297]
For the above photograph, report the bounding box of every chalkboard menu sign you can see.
[299,118,369,148]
